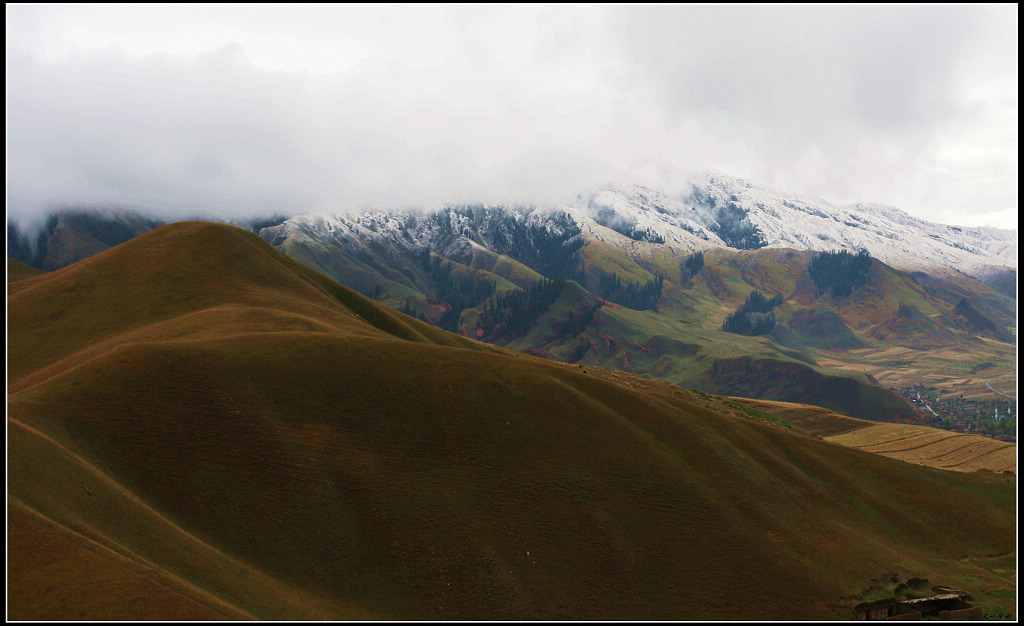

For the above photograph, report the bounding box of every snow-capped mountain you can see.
[263,171,1015,287]
[654,171,1016,279]
[262,203,587,275]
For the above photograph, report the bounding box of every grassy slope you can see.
[8,222,503,386]
[801,261,945,331]
[652,248,1014,410]
[7,502,240,621]
[8,222,1016,620]
[555,244,922,419]
[506,280,601,351]
[734,397,869,437]
[279,235,424,304]
[913,270,1016,330]
[544,300,914,421]
[42,225,111,270]
[461,245,546,288]
[579,236,657,286]
[8,258,47,283]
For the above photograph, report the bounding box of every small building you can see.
[855,599,900,620]
[855,590,975,620]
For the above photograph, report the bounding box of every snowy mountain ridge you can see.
[264,172,1015,284]
[679,171,1016,276]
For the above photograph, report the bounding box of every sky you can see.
[5,4,1019,230]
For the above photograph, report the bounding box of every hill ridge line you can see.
[8,497,251,620]
[8,416,348,619]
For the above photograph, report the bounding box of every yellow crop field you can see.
[947,447,1017,473]
[925,440,1013,466]
[827,424,1015,475]
[883,439,1003,464]
[828,424,934,447]
[860,432,961,453]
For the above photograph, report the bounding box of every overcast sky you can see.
[6,4,1018,229]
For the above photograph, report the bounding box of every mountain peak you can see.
[568,175,1016,278]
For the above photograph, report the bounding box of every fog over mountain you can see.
[5,5,1018,229]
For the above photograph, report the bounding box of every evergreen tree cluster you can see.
[722,290,783,336]
[722,311,775,336]
[434,269,496,311]
[591,207,667,244]
[437,302,465,332]
[413,250,498,332]
[528,223,587,282]
[714,202,767,250]
[683,251,704,274]
[439,206,587,283]
[633,228,665,244]
[808,249,873,297]
[480,278,567,341]
[686,189,766,250]
[595,270,665,311]
[397,298,426,321]
[741,290,783,314]
[499,210,586,283]
[360,284,384,300]
[551,303,601,343]
[679,251,704,283]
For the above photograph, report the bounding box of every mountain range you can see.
[8,173,1016,422]
[256,174,1015,417]
[7,221,1016,620]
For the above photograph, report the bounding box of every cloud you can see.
[5,5,1018,229]
[607,5,1018,227]
[7,45,316,222]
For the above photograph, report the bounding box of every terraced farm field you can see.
[828,425,1016,474]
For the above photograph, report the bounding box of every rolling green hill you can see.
[7,222,1016,620]
[869,302,961,349]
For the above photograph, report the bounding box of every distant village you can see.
[896,385,1016,442]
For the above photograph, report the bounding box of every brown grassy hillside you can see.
[7,222,1016,620]
[7,258,46,283]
